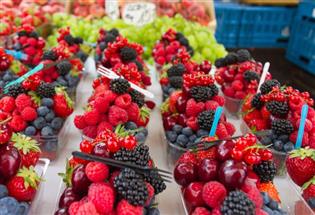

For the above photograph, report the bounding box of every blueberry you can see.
[272,133,278,140]
[56,77,68,86]
[166,131,177,142]
[44,140,58,152]
[273,140,284,151]
[135,132,146,143]
[3,73,12,81]
[37,106,50,116]
[0,197,19,214]
[45,111,55,122]
[33,117,46,130]
[261,137,272,145]
[162,85,169,93]
[51,117,64,130]
[172,125,183,134]
[261,192,270,205]
[41,126,54,136]
[268,199,279,210]
[197,129,208,137]
[0,185,8,198]
[141,127,148,137]
[168,87,175,94]
[41,98,54,107]
[0,207,8,215]
[262,206,273,215]
[284,142,294,152]
[24,126,36,136]
[147,208,160,215]
[15,202,29,215]
[307,197,315,209]
[125,121,137,130]
[189,134,197,142]
[182,127,193,136]
[176,134,188,147]
[278,135,289,142]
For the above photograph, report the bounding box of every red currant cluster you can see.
[183,72,215,89]
[152,28,194,66]
[95,28,120,63]
[231,134,273,165]
[0,48,13,72]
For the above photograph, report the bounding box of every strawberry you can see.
[11,133,41,167]
[7,166,41,201]
[137,107,150,127]
[195,146,217,163]
[302,176,315,201]
[186,98,205,117]
[285,147,315,186]
[53,87,74,118]
[176,151,198,166]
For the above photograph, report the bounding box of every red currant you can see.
[80,140,93,154]
[260,149,273,161]
[231,148,243,161]
[120,136,137,150]
[107,137,120,153]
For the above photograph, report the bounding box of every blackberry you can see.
[225,52,238,65]
[197,110,215,130]
[243,70,260,82]
[236,49,251,62]
[29,31,39,39]
[17,31,28,37]
[266,101,289,117]
[74,37,83,44]
[42,50,58,61]
[129,90,145,107]
[271,119,294,135]
[119,47,137,62]
[56,60,72,76]
[113,144,150,167]
[175,32,184,40]
[99,42,107,51]
[4,84,25,98]
[167,63,186,77]
[104,34,116,44]
[189,86,211,102]
[108,28,119,37]
[178,37,189,47]
[144,170,166,195]
[187,46,194,56]
[110,78,130,94]
[36,82,56,98]
[169,76,183,89]
[215,58,226,68]
[253,161,276,182]
[221,190,255,215]
[208,84,219,97]
[114,168,148,206]
[251,93,263,109]
[260,79,280,95]
[64,34,75,45]
[133,60,143,71]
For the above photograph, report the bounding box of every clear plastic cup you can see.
[272,149,287,177]
[223,94,243,117]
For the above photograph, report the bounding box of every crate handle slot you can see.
[299,56,310,64]
[302,16,315,23]
[276,38,289,43]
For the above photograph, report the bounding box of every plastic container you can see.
[29,158,50,214]
[223,94,243,117]
[37,118,71,160]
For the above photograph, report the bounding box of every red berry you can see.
[80,140,93,154]
[85,162,109,182]
[20,107,37,121]
[202,181,227,208]
[88,182,115,214]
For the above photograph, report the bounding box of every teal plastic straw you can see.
[5,49,28,60]
[295,104,309,149]
[4,63,44,90]
[209,106,223,137]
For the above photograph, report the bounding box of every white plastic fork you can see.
[97,65,154,99]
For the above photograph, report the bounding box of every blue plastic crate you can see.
[286,2,315,75]
[295,1,315,19]
[214,3,243,48]
[238,5,296,48]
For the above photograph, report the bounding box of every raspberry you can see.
[88,182,115,214]
[224,122,236,136]
[93,97,109,113]
[115,94,132,109]
[216,123,229,139]
[256,209,268,215]
[84,110,100,126]
[9,115,27,132]
[76,202,99,215]
[231,80,244,91]
[85,162,109,183]
[97,121,113,135]
[211,207,222,215]
[191,207,211,215]
[0,96,15,113]
[69,201,81,215]
[21,107,37,121]
[205,100,219,111]
[145,183,155,206]
[296,119,312,132]
[127,103,140,122]
[212,95,225,106]
[108,106,128,126]
[202,181,227,208]
[309,135,315,149]
[83,126,98,139]
[101,90,118,103]
[243,185,263,208]
[74,115,87,129]
[186,117,199,131]
[116,199,143,215]
[186,98,205,117]
[15,94,32,111]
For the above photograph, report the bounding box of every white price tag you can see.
[312,8,315,18]
[122,2,156,26]
[105,0,119,20]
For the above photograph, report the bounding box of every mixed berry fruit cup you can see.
[223,94,243,117]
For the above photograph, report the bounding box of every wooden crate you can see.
[241,0,299,6]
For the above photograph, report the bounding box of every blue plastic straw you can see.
[4,63,44,90]
[295,104,309,149]
[5,49,28,60]
[209,106,223,137]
